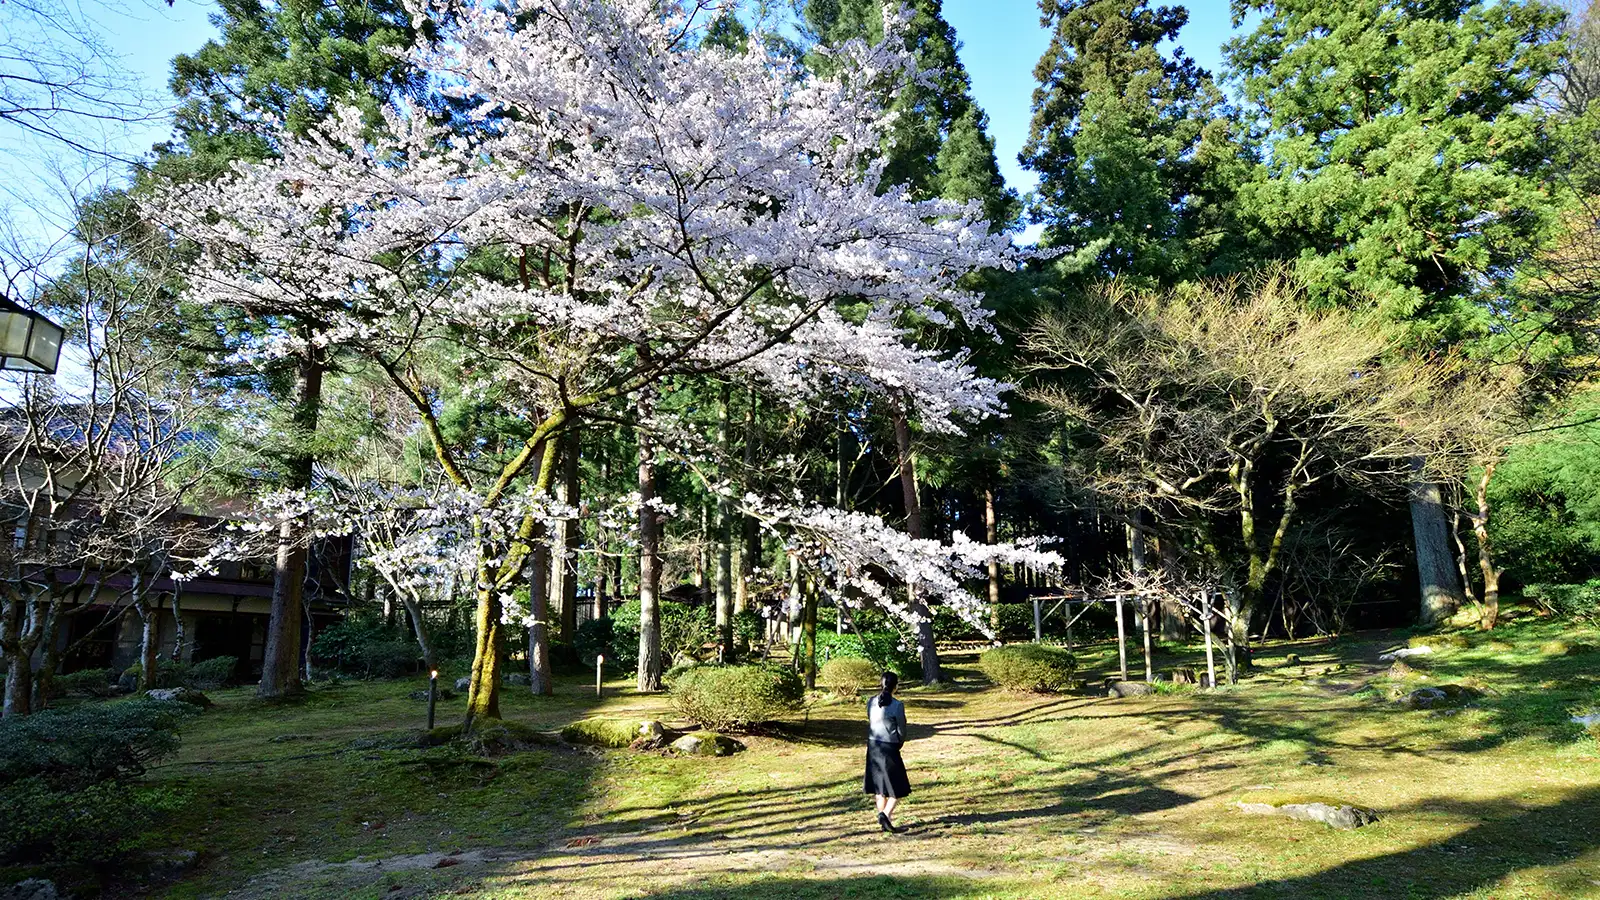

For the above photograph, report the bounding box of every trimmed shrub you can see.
[813,630,920,679]
[311,614,419,679]
[186,656,238,689]
[980,644,1077,693]
[819,657,880,698]
[50,668,119,699]
[670,664,804,732]
[0,699,197,788]
[0,699,195,872]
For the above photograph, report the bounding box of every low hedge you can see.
[819,657,880,699]
[670,663,804,732]
[980,644,1077,693]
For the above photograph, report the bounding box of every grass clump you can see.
[670,664,803,732]
[979,644,1076,693]
[818,658,881,699]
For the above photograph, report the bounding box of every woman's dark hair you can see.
[877,671,898,708]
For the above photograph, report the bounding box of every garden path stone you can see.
[1235,801,1379,830]
[1379,646,1432,661]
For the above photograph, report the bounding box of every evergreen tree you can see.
[147,0,430,697]
[158,0,427,179]
[1226,0,1569,628]
[803,0,1019,227]
[1226,0,1567,338]
[1021,0,1249,282]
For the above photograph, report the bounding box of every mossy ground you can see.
[66,613,1600,898]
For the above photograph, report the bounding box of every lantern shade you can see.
[0,299,64,374]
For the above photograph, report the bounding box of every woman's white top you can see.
[867,696,907,743]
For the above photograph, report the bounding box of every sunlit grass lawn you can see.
[126,613,1600,899]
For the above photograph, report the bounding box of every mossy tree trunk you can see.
[259,349,323,700]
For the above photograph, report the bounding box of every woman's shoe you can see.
[877,812,892,833]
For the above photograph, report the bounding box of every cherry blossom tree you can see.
[151,0,1046,728]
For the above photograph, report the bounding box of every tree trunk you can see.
[399,589,437,672]
[170,589,186,662]
[1410,456,1465,628]
[893,403,940,685]
[637,421,664,692]
[138,609,159,693]
[134,571,158,692]
[528,532,553,696]
[31,600,63,711]
[715,385,734,659]
[1157,532,1185,642]
[0,592,31,718]
[1474,461,1504,630]
[553,431,580,643]
[3,652,31,718]
[1449,486,1481,608]
[464,580,504,726]
[259,350,324,699]
[801,575,818,690]
[737,396,759,615]
[985,486,1002,633]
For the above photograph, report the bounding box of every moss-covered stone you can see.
[561,718,651,748]
[669,731,745,757]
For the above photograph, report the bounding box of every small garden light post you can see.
[0,297,64,374]
[595,655,604,698]
[427,670,438,730]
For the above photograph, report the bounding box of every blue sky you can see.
[1,0,1246,256]
[944,0,1242,197]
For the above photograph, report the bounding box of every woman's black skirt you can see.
[864,739,911,798]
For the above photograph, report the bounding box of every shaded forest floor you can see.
[128,614,1600,899]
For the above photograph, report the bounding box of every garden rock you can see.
[1572,713,1600,729]
[1236,801,1379,830]
[408,688,456,701]
[1397,684,1480,711]
[1284,653,1302,667]
[0,879,60,900]
[455,677,472,692]
[1105,681,1155,698]
[1378,646,1432,662]
[505,673,532,687]
[1168,667,1197,684]
[669,732,745,757]
[138,849,199,881]
[146,687,212,708]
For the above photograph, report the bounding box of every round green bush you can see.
[819,657,880,698]
[979,644,1077,693]
[670,664,804,732]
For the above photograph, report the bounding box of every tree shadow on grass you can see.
[1160,786,1600,900]
[627,875,979,899]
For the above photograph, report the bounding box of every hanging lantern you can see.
[0,298,64,375]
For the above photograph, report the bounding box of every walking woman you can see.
[864,671,910,833]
